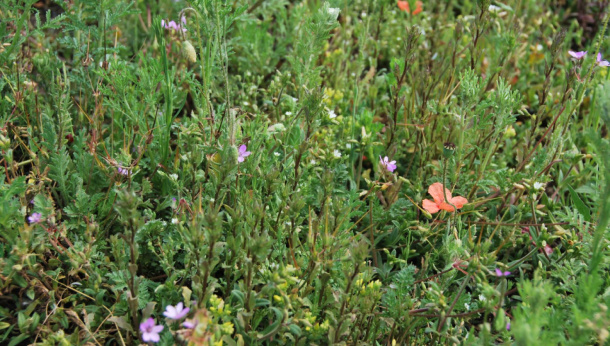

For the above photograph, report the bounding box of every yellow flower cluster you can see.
[209,294,231,318]
[359,279,382,296]
[324,88,344,106]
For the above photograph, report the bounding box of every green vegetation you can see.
[1,0,610,344]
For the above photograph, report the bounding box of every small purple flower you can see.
[495,268,511,277]
[161,18,187,33]
[568,50,587,60]
[183,319,198,329]
[117,167,130,176]
[163,302,190,320]
[238,144,251,163]
[140,318,164,343]
[28,212,42,224]
[597,52,610,67]
[379,156,397,173]
[506,321,511,331]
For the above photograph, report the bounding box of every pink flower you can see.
[543,244,553,255]
[597,52,610,67]
[161,18,187,33]
[568,50,587,60]
[163,302,190,320]
[379,156,397,173]
[117,167,130,176]
[238,144,251,163]
[495,268,511,277]
[28,212,42,224]
[140,318,164,343]
[422,183,468,214]
[183,319,198,329]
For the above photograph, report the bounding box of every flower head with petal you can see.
[495,268,511,277]
[379,156,397,173]
[28,212,42,224]
[140,318,164,343]
[238,145,251,163]
[163,302,190,320]
[597,52,610,67]
[568,50,587,60]
[422,183,468,214]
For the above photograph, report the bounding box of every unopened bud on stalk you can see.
[228,145,239,165]
[422,210,433,219]
[182,40,197,63]
[443,142,456,159]
[0,134,10,150]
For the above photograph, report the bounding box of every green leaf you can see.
[258,307,284,341]
[8,334,29,346]
[108,316,134,333]
[567,185,591,222]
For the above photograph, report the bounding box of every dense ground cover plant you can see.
[1,0,610,344]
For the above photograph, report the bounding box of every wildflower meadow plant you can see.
[596,52,610,67]
[495,268,511,277]
[27,213,42,224]
[163,302,190,320]
[237,144,251,163]
[2,0,610,345]
[140,318,164,343]
[422,183,468,214]
[379,156,397,173]
[569,50,587,60]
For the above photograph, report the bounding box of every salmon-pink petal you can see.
[428,182,451,205]
[422,199,440,214]
[397,0,410,12]
[412,1,423,15]
[439,202,458,212]
[450,196,468,209]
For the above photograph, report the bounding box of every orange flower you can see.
[397,1,410,12]
[397,1,423,15]
[412,1,423,15]
[422,182,468,214]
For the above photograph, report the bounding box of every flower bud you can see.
[182,40,197,63]
[443,142,456,159]
[0,134,10,150]
[422,210,433,219]
[228,145,239,165]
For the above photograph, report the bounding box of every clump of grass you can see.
[1,0,610,344]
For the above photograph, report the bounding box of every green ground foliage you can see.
[1,0,610,344]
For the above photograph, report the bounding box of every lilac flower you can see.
[495,268,511,277]
[140,318,164,343]
[183,319,198,329]
[238,144,251,163]
[379,156,397,173]
[161,18,187,33]
[117,167,130,176]
[163,302,190,320]
[506,321,511,331]
[597,53,610,67]
[568,50,587,60]
[28,212,42,224]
